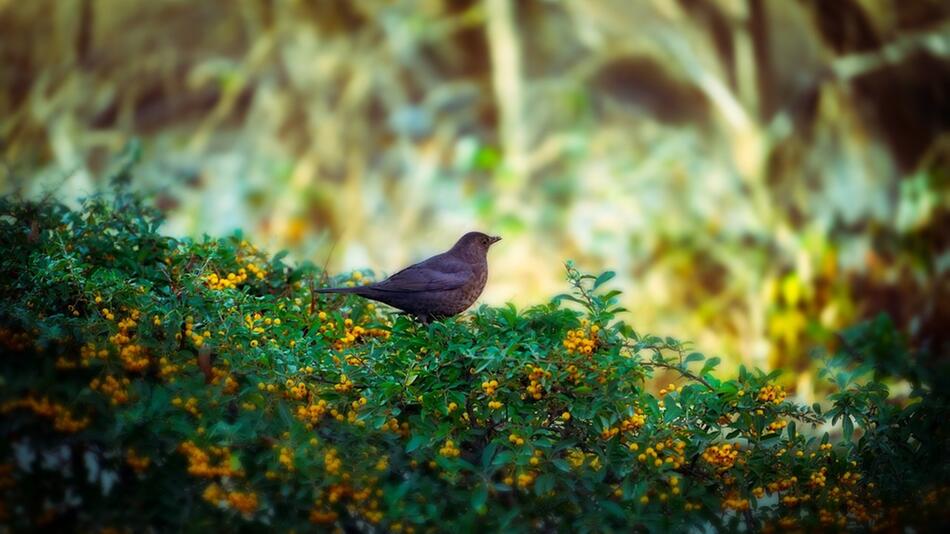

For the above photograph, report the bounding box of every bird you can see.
[314,232,502,323]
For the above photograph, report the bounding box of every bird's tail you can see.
[313,287,364,294]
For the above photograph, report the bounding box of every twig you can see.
[640,359,716,392]
[623,341,716,391]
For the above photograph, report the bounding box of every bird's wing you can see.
[370,254,473,293]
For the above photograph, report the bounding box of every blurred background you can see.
[2,0,948,397]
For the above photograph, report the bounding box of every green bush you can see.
[0,191,947,532]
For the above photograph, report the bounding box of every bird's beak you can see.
[489,236,502,245]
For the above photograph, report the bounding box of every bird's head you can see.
[451,231,502,259]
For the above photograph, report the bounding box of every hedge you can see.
[0,190,947,532]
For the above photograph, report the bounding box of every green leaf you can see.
[535,474,555,495]
[553,294,586,306]
[593,271,616,290]
[482,442,498,468]
[664,402,682,422]
[700,357,721,376]
[492,451,514,466]
[552,458,571,472]
[842,415,854,442]
[406,435,426,452]
[229,453,243,472]
[601,500,626,519]
[471,485,488,509]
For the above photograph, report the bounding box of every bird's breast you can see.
[460,266,488,306]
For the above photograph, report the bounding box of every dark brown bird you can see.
[315,232,501,323]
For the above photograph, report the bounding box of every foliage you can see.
[0,192,947,532]
[3,1,948,378]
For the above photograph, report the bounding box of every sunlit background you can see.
[2,0,948,399]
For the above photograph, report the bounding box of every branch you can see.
[622,341,716,391]
[640,359,716,392]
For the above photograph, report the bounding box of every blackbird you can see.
[315,232,501,323]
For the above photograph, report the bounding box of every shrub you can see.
[0,191,947,532]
